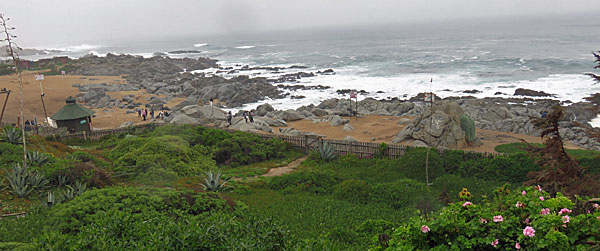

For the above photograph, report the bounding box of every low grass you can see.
[228,189,413,250]
[495,142,600,159]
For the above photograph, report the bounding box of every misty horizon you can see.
[2,0,599,48]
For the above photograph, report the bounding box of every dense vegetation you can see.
[0,124,599,250]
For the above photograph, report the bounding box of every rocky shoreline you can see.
[49,54,600,150]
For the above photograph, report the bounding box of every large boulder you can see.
[280,109,304,121]
[169,113,201,125]
[323,115,349,126]
[179,104,227,124]
[229,118,273,133]
[257,117,287,127]
[392,101,467,149]
[255,103,275,116]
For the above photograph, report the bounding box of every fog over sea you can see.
[25,17,600,111]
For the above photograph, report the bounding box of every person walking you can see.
[249,110,254,123]
[142,109,147,121]
[227,111,233,125]
[137,109,141,117]
[243,111,248,123]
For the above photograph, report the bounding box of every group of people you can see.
[136,107,169,121]
[225,110,256,125]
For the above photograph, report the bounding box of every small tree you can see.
[525,105,599,197]
[0,13,27,168]
[585,51,600,84]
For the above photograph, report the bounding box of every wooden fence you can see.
[39,123,502,159]
[41,123,159,141]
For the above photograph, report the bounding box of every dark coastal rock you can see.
[463,89,481,94]
[255,103,275,116]
[317,69,335,75]
[514,88,554,97]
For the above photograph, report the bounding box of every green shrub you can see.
[46,186,238,234]
[370,179,432,209]
[397,148,445,183]
[213,133,287,167]
[268,170,342,194]
[67,151,110,169]
[355,219,396,239]
[32,211,292,251]
[458,152,539,183]
[376,186,600,251]
[134,167,179,185]
[0,142,22,167]
[110,135,215,176]
[440,150,484,174]
[333,179,371,203]
[0,242,31,251]
[460,114,476,143]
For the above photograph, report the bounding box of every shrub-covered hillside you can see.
[0,124,599,250]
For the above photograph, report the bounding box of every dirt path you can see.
[262,156,308,177]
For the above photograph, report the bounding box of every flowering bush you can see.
[373,185,600,250]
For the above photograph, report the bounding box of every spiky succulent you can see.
[201,169,230,192]
[27,150,51,166]
[3,163,48,198]
[1,126,22,145]
[318,141,337,162]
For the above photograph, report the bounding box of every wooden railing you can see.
[40,123,502,159]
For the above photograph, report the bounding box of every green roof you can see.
[50,97,95,121]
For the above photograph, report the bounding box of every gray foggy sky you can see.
[1,0,599,47]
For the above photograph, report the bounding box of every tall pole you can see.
[0,90,10,125]
[38,77,48,123]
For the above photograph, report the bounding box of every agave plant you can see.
[1,126,22,145]
[317,141,337,162]
[201,169,230,192]
[4,164,35,198]
[27,150,51,166]
[56,174,69,187]
[73,180,88,196]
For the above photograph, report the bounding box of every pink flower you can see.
[491,239,499,248]
[539,196,545,201]
[562,215,570,224]
[597,216,600,220]
[562,224,567,228]
[559,208,572,215]
[536,185,542,191]
[493,215,503,222]
[515,242,521,249]
[515,202,524,208]
[523,226,536,237]
[522,190,527,195]
[480,218,488,224]
[525,218,530,224]
[462,201,473,207]
[540,208,550,215]
[421,225,430,233]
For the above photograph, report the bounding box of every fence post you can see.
[83,130,87,141]
[304,135,309,154]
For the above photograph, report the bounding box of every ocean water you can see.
[26,17,600,111]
